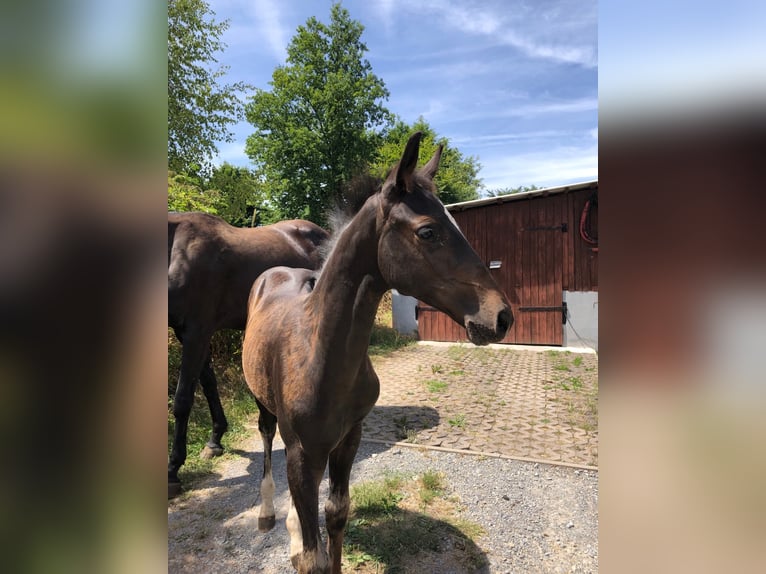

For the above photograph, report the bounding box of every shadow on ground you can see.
[168,433,489,574]
[171,405,439,526]
[344,507,489,573]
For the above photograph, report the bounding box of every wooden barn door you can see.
[514,196,565,345]
[415,304,466,342]
[415,195,569,346]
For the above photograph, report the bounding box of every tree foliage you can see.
[245,3,394,224]
[168,0,247,173]
[167,171,221,214]
[371,118,483,205]
[168,165,263,227]
[205,164,264,227]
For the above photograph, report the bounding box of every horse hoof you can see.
[200,445,224,459]
[168,481,183,499]
[258,515,276,532]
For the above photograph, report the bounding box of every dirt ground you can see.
[169,344,598,573]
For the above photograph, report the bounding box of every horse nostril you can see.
[497,309,513,334]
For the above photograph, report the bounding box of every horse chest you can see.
[279,362,379,440]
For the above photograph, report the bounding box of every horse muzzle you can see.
[465,306,513,345]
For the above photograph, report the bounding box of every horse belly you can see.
[242,283,311,417]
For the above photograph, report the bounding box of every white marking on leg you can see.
[259,471,275,520]
[286,498,303,564]
[287,498,329,572]
[297,547,329,572]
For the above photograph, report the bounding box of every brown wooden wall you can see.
[417,185,598,345]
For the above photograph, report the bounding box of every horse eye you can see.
[417,227,435,241]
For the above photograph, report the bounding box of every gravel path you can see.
[168,433,598,573]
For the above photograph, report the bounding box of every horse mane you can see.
[317,174,382,265]
[316,167,439,271]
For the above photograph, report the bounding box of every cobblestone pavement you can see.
[362,343,598,468]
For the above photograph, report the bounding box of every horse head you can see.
[376,132,513,345]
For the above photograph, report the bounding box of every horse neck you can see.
[309,198,387,361]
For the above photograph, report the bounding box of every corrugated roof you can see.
[446,179,598,212]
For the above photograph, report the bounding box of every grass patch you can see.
[471,348,493,364]
[368,324,416,356]
[541,350,599,437]
[404,428,419,443]
[448,414,467,429]
[424,379,448,393]
[446,346,467,361]
[393,415,421,441]
[367,291,417,356]
[343,472,487,573]
[419,470,445,508]
[568,375,583,390]
[168,329,259,488]
[351,475,405,518]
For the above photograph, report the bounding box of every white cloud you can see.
[374,0,397,34]
[438,3,501,36]
[481,145,598,189]
[384,0,597,68]
[501,98,598,118]
[444,98,597,124]
[501,30,596,67]
[253,0,287,61]
[221,0,288,62]
[421,99,448,120]
[453,130,572,145]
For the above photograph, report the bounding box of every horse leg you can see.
[198,351,228,459]
[168,330,209,497]
[256,399,277,532]
[285,444,329,573]
[325,423,362,574]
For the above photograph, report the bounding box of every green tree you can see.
[167,171,222,214]
[168,0,247,173]
[245,3,394,224]
[204,164,264,227]
[371,117,483,205]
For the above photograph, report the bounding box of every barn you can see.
[394,180,598,349]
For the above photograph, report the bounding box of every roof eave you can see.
[446,179,598,212]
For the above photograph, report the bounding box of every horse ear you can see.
[387,132,422,194]
[421,144,443,179]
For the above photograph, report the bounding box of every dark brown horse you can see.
[168,212,328,497]
[241,132,513,573]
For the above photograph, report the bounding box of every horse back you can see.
[250,219,328,271]
[168,213,327,331]
[247,266,317,318]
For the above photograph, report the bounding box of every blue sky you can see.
[599,0,766,114]
[208,0,598,192]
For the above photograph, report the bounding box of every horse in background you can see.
[168,212,328,497]
[242,132,513,573]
